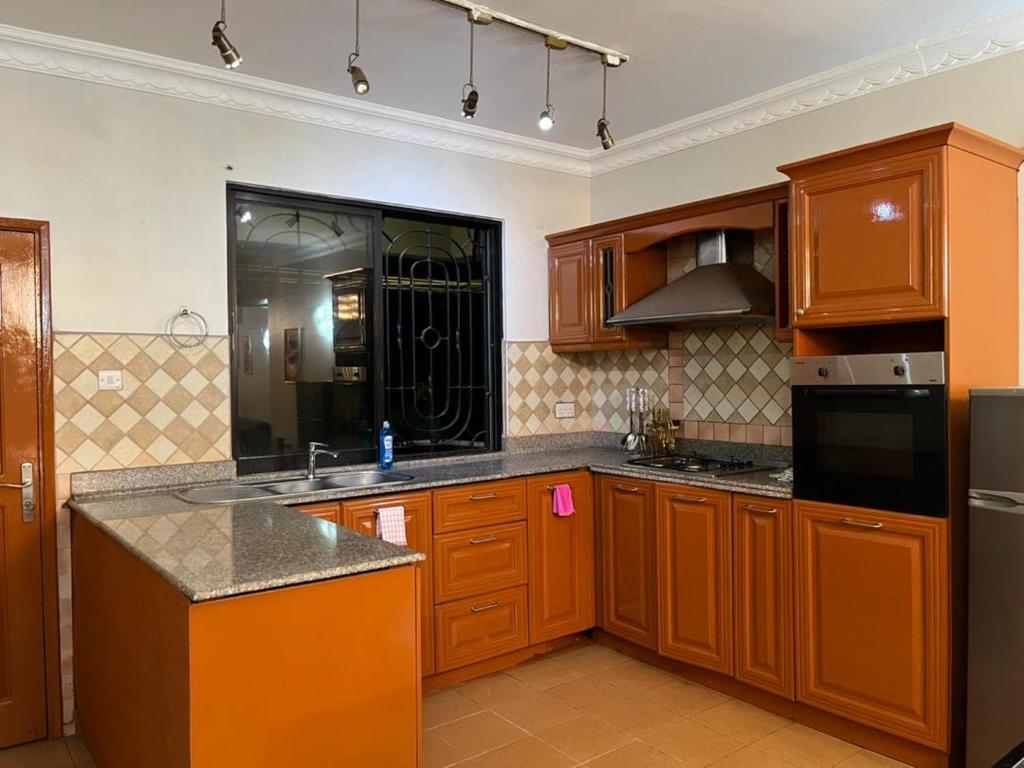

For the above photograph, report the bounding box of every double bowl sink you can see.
[177,470,414,505]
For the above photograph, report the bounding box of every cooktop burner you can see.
[626,454,762,477]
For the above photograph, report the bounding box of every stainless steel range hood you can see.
[606,229,775,327]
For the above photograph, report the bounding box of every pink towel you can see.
[552,484,575,517]
[376,506,408,546]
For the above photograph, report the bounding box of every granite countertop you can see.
[71,445,791,603]
[70,497,425,602]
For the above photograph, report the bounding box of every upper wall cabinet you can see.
[548,235,666,352]
[780,123,1024,329]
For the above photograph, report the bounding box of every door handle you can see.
[614,484,640,493]
[742,503,778,515]
[470,601,499,613]
[0,462,35,523]
[673,494,707,504]
[468,493,497,501]
[468,534,498,545]
[840,517,883,530]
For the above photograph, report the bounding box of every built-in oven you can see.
[792,352,948,517]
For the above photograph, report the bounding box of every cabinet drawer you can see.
[433,480,527,534]
[434,586,528,672]
[434,522,527,602]
[294,501,341,525]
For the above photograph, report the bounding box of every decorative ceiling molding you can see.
[0,10,1023,180]
[0,23,592,177]
[589,9,1024,176]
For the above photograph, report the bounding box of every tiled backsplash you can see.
[506,342,668,436]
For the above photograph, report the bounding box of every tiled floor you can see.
[0,734,94,768]
[425,644,912,768]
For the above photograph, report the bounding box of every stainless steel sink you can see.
[176,470,414,504]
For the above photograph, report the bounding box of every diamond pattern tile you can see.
[53,333,231,473]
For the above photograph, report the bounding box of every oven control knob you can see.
[817,367,829,378]
[894,365,906,377]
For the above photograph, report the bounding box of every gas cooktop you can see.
[626,454,772,478]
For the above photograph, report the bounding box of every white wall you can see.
[0,67,589,341]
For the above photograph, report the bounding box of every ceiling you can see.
[0,0,1020,149]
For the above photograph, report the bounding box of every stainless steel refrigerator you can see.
[967,389,1024,767]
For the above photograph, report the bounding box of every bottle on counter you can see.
[379,420,395,470]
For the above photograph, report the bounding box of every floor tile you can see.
[641,717,745,767]
[430,711,525,758]
[598,659,678,697]
[752,722,860,768]
[546,673,624,712]
[644,679,729,716]
[64,737,97,768]
[458,672,536,708]
[584,740,682,767]
[0,739,74,768]
[555,644,632,675]
[506,656,587,690]
[424,731,467,768]
[423,688,486,729]
[836,750,913,768]
[690,699,790,744]
[706,745,796,767]
[593,695,679,737]
[490,689,581,733]
[458,736,575,768]
[535,714,632,762]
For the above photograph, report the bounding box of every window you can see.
[228,186,502,475]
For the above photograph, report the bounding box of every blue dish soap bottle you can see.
[379,421,395,470]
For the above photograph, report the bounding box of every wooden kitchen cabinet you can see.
[548,235,666,352]
[733,494,793,699]
[656,484,733,675]
[526,471,595,644]
[794,500,949,749]
[433,522,527,603]
[294,500,341,525]
[598,476,659,650]
[434,586,528,673]
[341,492,435,676]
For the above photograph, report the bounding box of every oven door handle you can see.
[801,387,931,399]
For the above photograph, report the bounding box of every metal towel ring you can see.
[166,307,209,349]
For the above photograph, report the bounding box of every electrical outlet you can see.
[98,370,123,391]
[554,402,575,419]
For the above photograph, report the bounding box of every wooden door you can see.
[527,471,595,643]
[0,221,49,746]
[657,485,733,674]
[548,241,592,346]
[733,494,793,699]
[591,236,626,345]
[790,149,945,327]
[794,501,949,749]
[342,492,434,676]
[598,476,658,650]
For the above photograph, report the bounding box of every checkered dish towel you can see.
[376,506,408,546]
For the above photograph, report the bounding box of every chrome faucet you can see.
[307,442,341,480]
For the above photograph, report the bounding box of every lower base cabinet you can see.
[794,500,949,749]
[434,586,528,672]
[657,485,733,675]
[734,494,794,699]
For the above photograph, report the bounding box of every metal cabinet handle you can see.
[546,485,558,491]
[743,504,778,515]
[469,534,498,545]
[0,462,34,523]
[469,493,498,501]
[673,494,707,504]
[840,517,883,529]
[614,484,640,493]
[795,308,805,317]
[470,601,499,613]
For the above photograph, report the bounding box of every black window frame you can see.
[226,183,504,476]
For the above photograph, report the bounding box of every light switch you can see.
[554,402,575,419]
[98,370,123,391]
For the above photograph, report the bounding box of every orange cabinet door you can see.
[794,501,949,749]
[657,485,733,675]
[549,240,592,346]
[789,149,945,327]
[342,492,435,676]
[433,522,528,603]
[294,501,341,525]
[598,476,658,650]
[526,471,595,644]
[733,494,793,699]
[591,236,626,345]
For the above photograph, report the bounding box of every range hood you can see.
[606,229,775,327]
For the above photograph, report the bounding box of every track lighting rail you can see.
[428,0,628,64]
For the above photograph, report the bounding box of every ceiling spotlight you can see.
[596,55,617,150]
[538,37,565,132]
[347,0,370,95]
[211,0,242,69]
[461,12,489,119]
